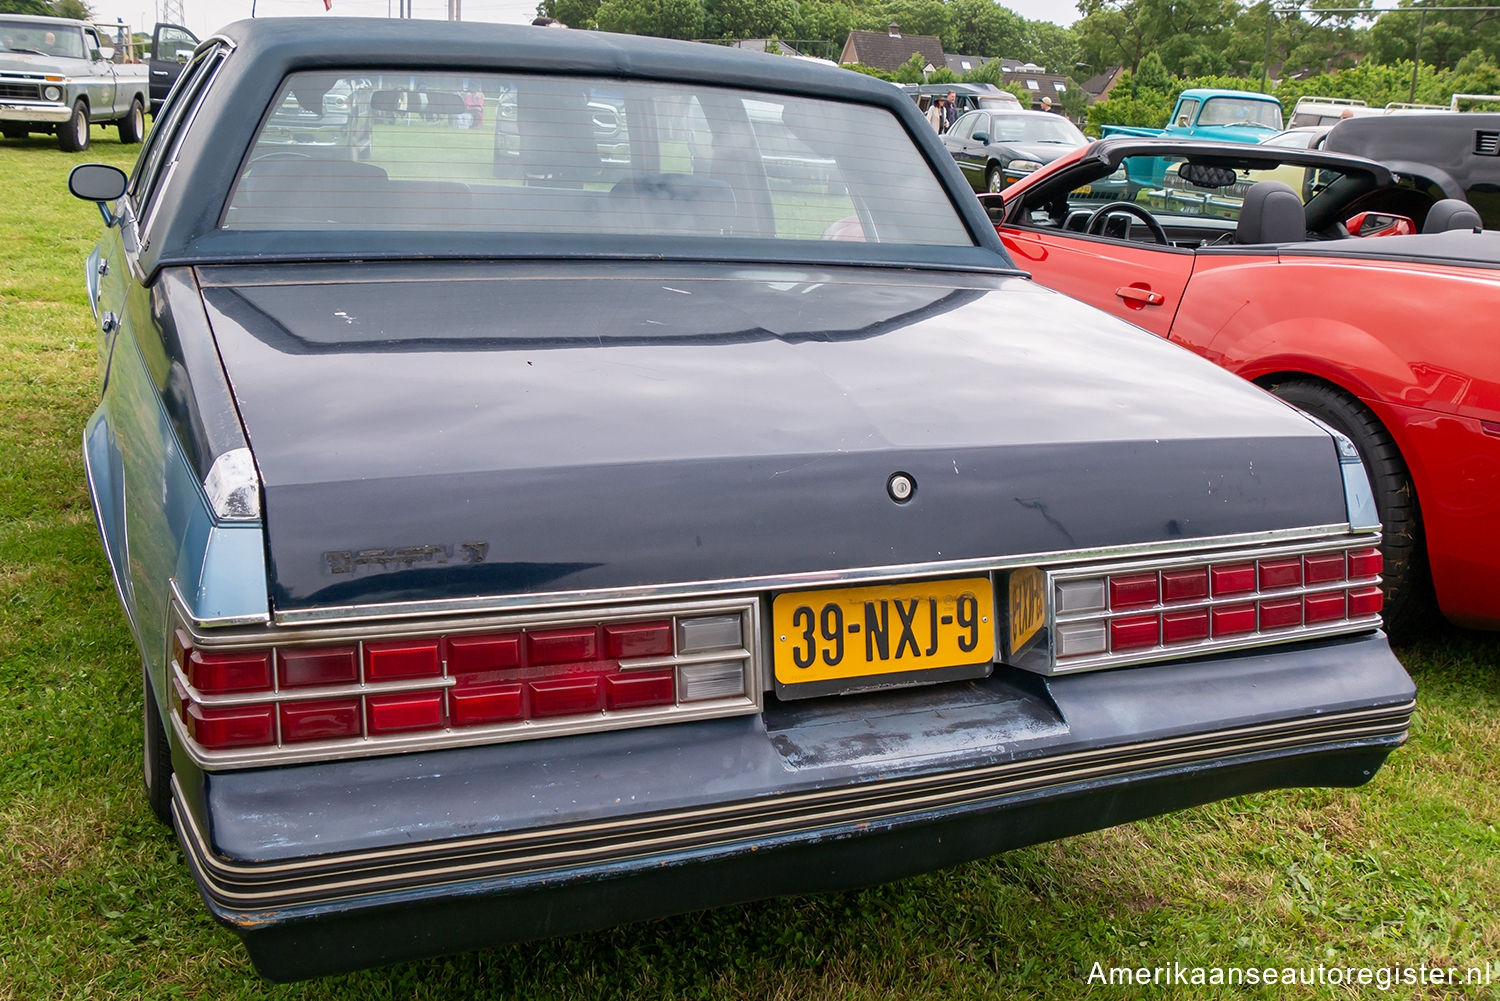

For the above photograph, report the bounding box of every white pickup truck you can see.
[0,14,150,151]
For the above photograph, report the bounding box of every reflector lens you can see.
[1212,604,1257,636]
[366,691,445,734]
[364,640,441,681]
[1258,558,1303,590]
[677,615,743,653]
[187,703,274,749]
[527,627,599,666]
[1211,564,1256,595]
[1303,553,1346,584]
[447,633,521,675]
[450,683,524,726]
[1349,549,1383,579]
[279,647,358,688]
[1258,598,1303,630]
[679,661,745,701]
[1056,621,1107,658]
[1304,592,1347,623]
[1055,578,1106,614]
[605,670,675,709]
[1109,573,1159,609]
[1348,586,1383,617]
[1162,609,1209,644]
[529,675,605,717]
[188,648,272,694]
[1160,568,1209,602]
[280,698,361,742]
[1110,614,1160,650]
[604,621,674,659]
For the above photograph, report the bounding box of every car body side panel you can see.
[1168,252,1500,625]
[999,228,1195,337]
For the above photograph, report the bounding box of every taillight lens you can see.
[169,605,755,763]
[1042,539,1383,673]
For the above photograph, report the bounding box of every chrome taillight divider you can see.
[167,595,762,770]
[1010,534,1384,676]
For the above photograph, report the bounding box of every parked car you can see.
[943,107,1088,193]
[991,136,1500,632]
[68,19,1413,980]
[147,21,198,111]
[1099,88,1285,144]
[1323,112,1500,229]
[0,13,149,150]
[902,81,1023,115]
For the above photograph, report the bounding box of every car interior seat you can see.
[1234,180,1306,244]
[1422,198,1482,233]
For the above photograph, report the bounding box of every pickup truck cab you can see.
[1100,88,1284,143]
[0,14,149,151]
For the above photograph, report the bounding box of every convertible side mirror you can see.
[1345,211,1414,238]
[68,163,128,227]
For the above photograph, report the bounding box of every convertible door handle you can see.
[1114,285,1165,306]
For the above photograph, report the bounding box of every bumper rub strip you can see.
[176,698,1413,911]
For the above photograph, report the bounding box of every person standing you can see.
[926,97,945,131]
[944,91,959,130]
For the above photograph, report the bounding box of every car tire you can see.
[142,666,173,825]
[58,99,90,152]
[118,97,145,144]
[1266,378,1433,636]
[986,165,1004,193]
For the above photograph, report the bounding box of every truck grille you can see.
[0,83,44,101]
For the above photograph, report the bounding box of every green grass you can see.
[2,127,1499,1000]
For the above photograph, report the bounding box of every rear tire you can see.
[1266,378,1433,636]
[117,97,145,144]
[142,666,173,825]
[58,100,89,152]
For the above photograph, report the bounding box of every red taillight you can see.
[1110,614,1160,650]
[188,648,272,694]
[1304,591,1347,623]
[1258,597,1303,630]
[280,647,358,688]
[364,640,441,681]
[528,627,598,665]
[1349,548,1383,579]
[280,698,361,743]
[1162,609,1209,644]
[604,620,673,658]
[1212,604,1257,637]
[366,690,445,734]
[1211,564,1256,596]
[606,670,676,709]
[1109,573,1159,610]
[1258,558,1303,590]
[187,702,274,749]
[450,683,525,726]
[1348,586,1383,617]
[1161,568,1208,602]
[1303,552,1346,584]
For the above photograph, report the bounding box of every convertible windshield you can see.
[0,22,85,58]
[223,71,975,246]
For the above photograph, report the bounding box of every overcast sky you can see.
[86,0,1079,45]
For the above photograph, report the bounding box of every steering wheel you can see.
[1085,201,1168,245]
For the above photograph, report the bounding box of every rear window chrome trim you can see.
[263,523,1365,629]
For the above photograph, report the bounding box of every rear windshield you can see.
[221,71,975,247]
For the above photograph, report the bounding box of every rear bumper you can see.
[173,632,1413,980]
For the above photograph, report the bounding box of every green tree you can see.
[892,50,931,82]
[1076,0,1239,76]
[538,0,602,30]
[942,0,1024,57]
[51,0,92,19]
[793,0,857,58]
[704,0,798,39]
[1023,20,1081,74]
[1370,0,1500,72]
[863,0,948,42]
[595,0,705,38]
[0,0,56,15]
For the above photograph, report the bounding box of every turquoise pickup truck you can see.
[1098,88,1284,190]
[1100,88,1284,142]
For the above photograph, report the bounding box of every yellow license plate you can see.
[1076,184,1092,196]
[773,577,995,686]
[1008,567,1045,655]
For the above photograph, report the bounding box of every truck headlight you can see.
[44,86,62,101]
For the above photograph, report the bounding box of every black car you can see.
[67,17,1412,980]
[945,108,1089,193]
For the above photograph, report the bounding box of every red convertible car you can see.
[993,138,1500,632]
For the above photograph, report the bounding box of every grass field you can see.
[1,128,1498,1000]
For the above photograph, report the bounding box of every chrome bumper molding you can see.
[176,697,1414,912]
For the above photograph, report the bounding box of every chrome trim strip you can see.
[81,429,142,647]
[174,698,1413,909]
[264,524,1362,629]
[1046,617,1383,674]
[170,578,271,628]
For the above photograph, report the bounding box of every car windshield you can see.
[0,22,85,58]
[223,71,975,247]
[986,114,1085,145]
[1198,97,1284,130]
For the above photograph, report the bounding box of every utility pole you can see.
[160,0,186,27]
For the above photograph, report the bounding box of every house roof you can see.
[945,53,992,75]
[840,27,945,73]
